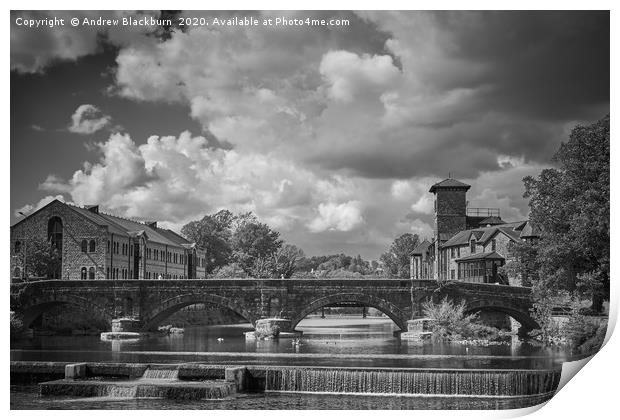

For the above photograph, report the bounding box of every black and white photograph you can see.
[8,6,612,413]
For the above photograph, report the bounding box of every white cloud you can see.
[308,201,364,233]
[411,195,434,215]
[14,195,65,217]
[319,50,400,102]
[408,218,433,239]
[68,104,111,135]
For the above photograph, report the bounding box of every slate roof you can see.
[440,220,533,249]
[429,178,471,193]
[478,216,505,226]
[455,251,505,262]
[409,239,432,255]
[66,202,190,247]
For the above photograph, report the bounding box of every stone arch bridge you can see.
[10,279,538,335]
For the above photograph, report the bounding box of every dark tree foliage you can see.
[524,115,609,311]
[231,221,283,277]
[380,233,420,278]
[501,241,539,287]
[181,209,234,274]
[15,237,62,279]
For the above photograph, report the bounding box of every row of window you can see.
[81,239,96,253]
[145,272,188,279]
[80,267,96,280]
[106,240,133,256]
[448,239,497,259]
[144,248,190,265]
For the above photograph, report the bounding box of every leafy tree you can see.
[210,263,247,279]
[181,210,234,273]
[380,233,420,278]
[231,221,283,276]
[500,241,539,287]
[14,237,62,279]
[523,115,609,311]
[273,244,305,279]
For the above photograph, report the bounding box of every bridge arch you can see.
[18,294,112,329]
[464,299,539,331]
[141,293,256,332]
[290,293,409,331]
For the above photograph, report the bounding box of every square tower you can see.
[429,178,470,279]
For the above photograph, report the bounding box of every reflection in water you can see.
[11,316,573,409]
[11,316,574,369]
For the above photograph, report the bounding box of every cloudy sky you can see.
[10,10,609,259]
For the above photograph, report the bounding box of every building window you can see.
[88,267,95,280]
[107,241,110,253]
[470,239,476,253]
[47,216,63,253]
[81,239,88,253]
[89,240,96,253]
[451,269,455,280]
[106,267,110,278]
[14,267,21,278]
[491,239,497,252]
[450,248,456,258]
[14,241,21,253]
[81,267,87,280]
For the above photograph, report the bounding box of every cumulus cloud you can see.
[11,10,161,73]
[14,195,65,217]
[308,201,364,233]
[13,11,608,257]
[410,195,434,215]
[68,104,112,134]
[319,50,400,102]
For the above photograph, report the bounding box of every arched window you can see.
[47,217,63,252]
[80,267,87,280]
[81,240,88,253]
[89,240,96,253]
[88,267,95,279]
[14,241,21,253]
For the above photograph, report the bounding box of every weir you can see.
[27,362,561,400]
[263,367,561,397]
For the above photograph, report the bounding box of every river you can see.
[10,316,575,410]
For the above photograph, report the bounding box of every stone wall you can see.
[11,200,108,281]
[11,279,538,334]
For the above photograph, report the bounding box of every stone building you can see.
[410,178,539,285]
[10,199,208,281]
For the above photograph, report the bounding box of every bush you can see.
[10,311,23,337]
[422,297,503,341]
[562,303,607,352]
[254,323,280,340]
[578,320,607,354]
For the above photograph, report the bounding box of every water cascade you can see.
[264,367,560,397]
[140,367,179,381]
[39,365,235,400]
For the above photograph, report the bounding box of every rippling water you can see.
[11,316,574,409]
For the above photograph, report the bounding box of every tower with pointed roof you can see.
[429,178,470,279]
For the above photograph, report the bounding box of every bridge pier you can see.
[245,318,302,340]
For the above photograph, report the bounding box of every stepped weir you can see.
[25,362,561,401]
[263,367,560,396]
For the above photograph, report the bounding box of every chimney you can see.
[146,221,158,228]
[85,205,99,214]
